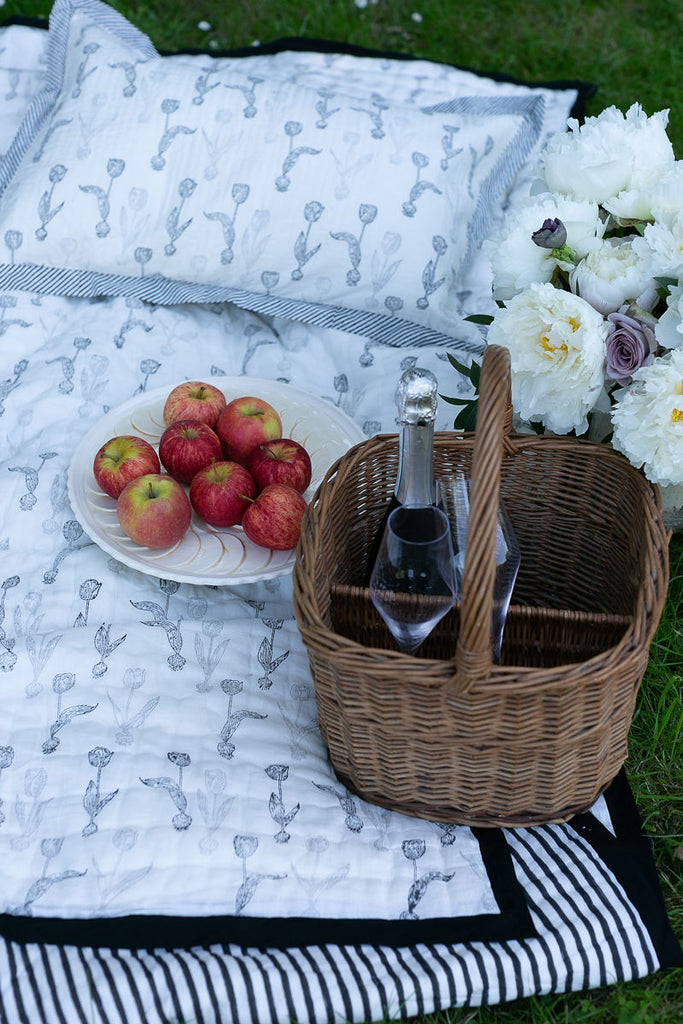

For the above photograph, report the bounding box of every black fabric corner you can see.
[568,769,683,970]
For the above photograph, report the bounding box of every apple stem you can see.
[238,493,255,503]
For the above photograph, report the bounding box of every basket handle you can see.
[451,344,511,692]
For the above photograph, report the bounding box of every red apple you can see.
[93,434,161,499]
[215,395,282,465]
[246,437,312,494]
[116,473,191,548]
[189,460,256,528]
[158,419,223,485]
[241,483,307,551]
[163,380,227,428]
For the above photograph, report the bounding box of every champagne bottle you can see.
[365,366,439,578]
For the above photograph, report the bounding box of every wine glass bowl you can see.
[438,472,520,663]
[369,505,456,654]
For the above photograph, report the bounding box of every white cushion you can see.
[0,0,560,346]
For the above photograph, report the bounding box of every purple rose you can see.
[605,307,657,385]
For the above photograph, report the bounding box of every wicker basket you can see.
[292,345,670,827]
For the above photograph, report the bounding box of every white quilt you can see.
[0,286,496,926]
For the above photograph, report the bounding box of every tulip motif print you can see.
[140,751,192,831]
[35,164,68,241]
[14,838,86,917]
[400,838,456,920]
[41,673,98,755]
[131,578,186,671]
[330,203,378,286]
[204,183,250,265]
[402,152,442,218]
[151,99,196,171]
[82,746,118,837]
[217,678,267,760]
[292,201,324,280]
[79,158,126,237]
[275,121,322,192]
[266,764,300,844]
[164,178,197,256]
[233,834,287,914]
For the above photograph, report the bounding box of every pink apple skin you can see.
[189,461,256,528]
[93,434,161,499]
[158,419,223,485]
[215,396,282,465]
[162,380,227,429]
[246,437,312,494]
[116,473,191,548]
[241,483,307,551]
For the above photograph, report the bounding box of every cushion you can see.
[0,0,552,345]
[0,24,49,161]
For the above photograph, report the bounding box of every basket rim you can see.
[295,604,641,693]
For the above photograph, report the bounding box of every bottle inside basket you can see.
[365,366,438,579]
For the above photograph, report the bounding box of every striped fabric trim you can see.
[424,94,546,271]
[0,820,667,1024]
[505,823,658,989]
[0,0,159,197]
[0,263,485,356]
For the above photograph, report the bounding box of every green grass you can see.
[2,1,682,1021]
[6,0,683,154]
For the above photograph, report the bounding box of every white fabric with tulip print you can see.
[0,285,496,927]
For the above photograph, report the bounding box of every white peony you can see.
[486,281,608,434]
[633,213,683,278]
[649,162,683,222]
[568,237,658,315]
[655,284,683,350]
[541,104,675,207]
[485,194,604,302]
[604,186,667,223]
[603,156,683,222]
[611,348,683,485]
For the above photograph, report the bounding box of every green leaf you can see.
[439,393,472,407]
[453,401,478,431]
[655,275,678,289]
[463,313,494,325]
[445,351,472,379]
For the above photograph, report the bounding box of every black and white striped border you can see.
[0,821,663,1024]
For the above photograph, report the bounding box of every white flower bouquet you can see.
[446,103,683,518]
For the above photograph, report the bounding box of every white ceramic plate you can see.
[68,378,364,585]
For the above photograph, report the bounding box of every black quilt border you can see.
[1,771,680,957]
[0,826,535,950]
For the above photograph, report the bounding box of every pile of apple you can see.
[92,381,311,552]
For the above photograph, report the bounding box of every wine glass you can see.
[369,504,457,654]
[438,472,520,663]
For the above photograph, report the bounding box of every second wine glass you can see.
[369,504,456,654]
[438,472,520,663]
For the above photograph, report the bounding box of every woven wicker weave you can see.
[292,345,670,826]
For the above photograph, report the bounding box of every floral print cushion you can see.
[0,0,545,344]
